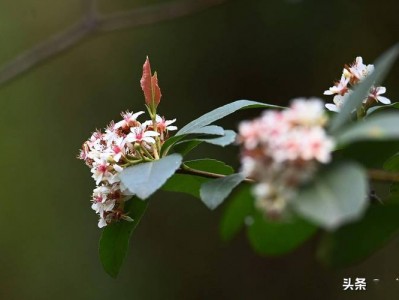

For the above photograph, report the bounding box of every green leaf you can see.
[329,44,399,134]
[390,183,399,195]
[317,204,399,268]
[384,152,399,171]
[336,112,399,145]
[160,135,185,157]
[366,102,399,116]
[387,184,399,204]
[184,125,225,136]
[247,213,317,256]
[164,99,277,155]
[99,197,148,277]
[119,154,182,200]
[162,159,234,198]
[177,100,283,135]
[292,162,368,230]
[160,126,227,157]
[200,173,245,210]
[162,174,206,198]
[196,130,236,147]
[171,140,203,156]
[171,130,237,155]
[220,185,255,241]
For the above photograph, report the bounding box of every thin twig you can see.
[177,166,399,184]
[176,166,255,183]
[0,0,229,86]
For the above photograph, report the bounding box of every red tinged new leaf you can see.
[140,56,161,110]
[151,72,162,106]
[140,56,152,105]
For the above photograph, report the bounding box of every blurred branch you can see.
[368,169,399,183]
[0,0,228,86]
[82,0,98,18]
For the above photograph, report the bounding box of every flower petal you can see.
[377,96,391,104]
[325,103,339,112]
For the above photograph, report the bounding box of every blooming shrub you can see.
[78,46,399,278]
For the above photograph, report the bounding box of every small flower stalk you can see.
[238,98,335,217]
[78,57,177,228]
[324,56,391,114]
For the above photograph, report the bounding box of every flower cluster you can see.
[324,57,391,112]
[78,112,177,227]
[238,98,335,216]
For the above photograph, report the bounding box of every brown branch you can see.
[368,169,399,183]
[0,0,229,86]
[177,166,399,184]
[176,166,255,183]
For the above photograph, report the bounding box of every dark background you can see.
[1,0,399,299]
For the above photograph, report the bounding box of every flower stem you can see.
[141,144,155,159]
[356,106,366,120]
[152,145,160,159]
[178,164,255,183]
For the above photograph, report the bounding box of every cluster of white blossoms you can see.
[78,112,177,228]
[238,98,335,216]
[324,56,391,112]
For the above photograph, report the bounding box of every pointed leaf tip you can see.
[140,56,152,104]
[140,57,161,109]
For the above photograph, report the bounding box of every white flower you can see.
[325,92,351,112]
[237,120,261,150]
[300,127,335,163]
[125,126,159,144]
[78,108,178,228]
[110,137,126,162]
[348,56,374,82]
[155,115,178,131]
[143,115,178,133]
[288,98,327,126]
[115,111,144,129]
[142,115,177,141]
[91,199,115,215]
[271,128,304,162]
[103,121,120,146]
[238,98,335,217]
[91,158,112,184]
[98,217,107,228]
[93,185,110,199]
[368,86,391,104]
[113,164,123,173]
[324,74,349,96]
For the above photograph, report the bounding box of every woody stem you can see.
[177,165,399,184]
[368,169,399,183]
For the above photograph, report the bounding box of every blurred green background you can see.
[1,0,399,299]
